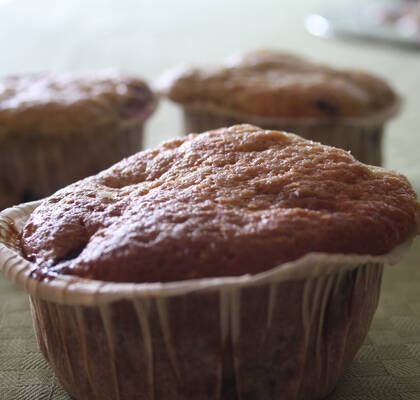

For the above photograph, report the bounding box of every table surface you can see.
[0,0,419,399]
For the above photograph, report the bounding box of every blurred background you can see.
[1,0,419,193]
[1,1,420,399]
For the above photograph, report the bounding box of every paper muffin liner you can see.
[0,120,144,211]
[0,201,413,400]
[182,100,401,167]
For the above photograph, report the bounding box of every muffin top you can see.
[0,70,156,138]
[158,49,398,120]
[21,124,419,283]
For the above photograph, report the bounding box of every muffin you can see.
[157,49,400,166]
[1,124,419,400]
[0,70,157,210]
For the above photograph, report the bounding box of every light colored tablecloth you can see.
[0,0,419,398]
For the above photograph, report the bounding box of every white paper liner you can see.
[0,121,144,211]
[0,201,415,400]
[181,99,401,166]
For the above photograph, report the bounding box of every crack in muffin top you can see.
[21,124,420,283]
[157,49,398,120]
[0,70,156,138]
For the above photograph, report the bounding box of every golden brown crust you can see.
[21,124,420,283]
[158,49,398,120]
[0,71,156,138]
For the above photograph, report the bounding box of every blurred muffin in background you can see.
[157,49,399,166]
[0,70,157,210]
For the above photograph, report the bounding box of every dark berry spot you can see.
[315,99,339,116]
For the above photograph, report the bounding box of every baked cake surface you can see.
[21,124,420,283]
[0,70,156,138]
[158,50,397,119]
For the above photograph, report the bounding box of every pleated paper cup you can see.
[0,202,413,400]
[0,120,144,211]
[181,99,401,167]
